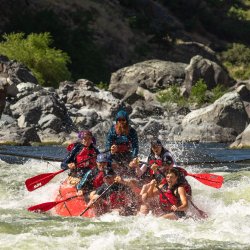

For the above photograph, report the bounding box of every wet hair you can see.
[166,168,180,178]
[151,139,162,147]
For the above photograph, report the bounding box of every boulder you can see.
[180,92,249,142]
[230,124,250,148]
[109,60,187,99]
[183,55,235,94]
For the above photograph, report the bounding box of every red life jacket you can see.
[67,143,75,152]
[113,126,131,153]
[75,146,97,169]
[159,184,179,212]
[116,144,130,153]
[108,191,128,209]
[92,171,104,189]
[148,159,163,176]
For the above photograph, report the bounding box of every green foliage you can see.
[228,6,247,20]
[221,43,250,80]
[3,9,110,85]
[155,81,228,108]
[190,80,228,105]
[189,79,208,106]
[210,84,227,102]
[96,81,109,90]
[156,85,187,106]
[0,32,71,87]
[221,43,250,65]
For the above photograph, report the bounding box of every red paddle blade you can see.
[28,201,60,212]
[25,169,65,191]
[187,173,224,188]
[28,196,78,213]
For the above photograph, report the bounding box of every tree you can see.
[0,32,71,88]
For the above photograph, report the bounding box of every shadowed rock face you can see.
[183,55,235,94]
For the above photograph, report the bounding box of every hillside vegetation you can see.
[0,0,250,85]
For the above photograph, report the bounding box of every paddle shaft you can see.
[188,198,208,218]
[79,182,116,216]
[25,149,110,191]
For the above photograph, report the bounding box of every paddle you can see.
[25,149,110,192]
[27,195,78,212]
[186,172,224,189]
[139,161,224,189]
[189,199,208,219]
[80,182,116,216]
[25,169,65,191]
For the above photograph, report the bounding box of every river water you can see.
[0,143,250,250]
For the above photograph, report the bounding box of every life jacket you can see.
[67,143,75,152]
[92,170,104,189]
[75,146,97,169]
[108,190,128,209]
[175,167,192,196]
[159,184,180,212]
[113,126,131,153]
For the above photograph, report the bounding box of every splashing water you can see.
[0,144,250,250]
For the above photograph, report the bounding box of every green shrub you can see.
[228,6,247,20]
[189,79,208,105]
[210,84,227,102]
[0,32,71,88]
[156,85,186,106]
[221,43,250,80]
[96,81,109,90]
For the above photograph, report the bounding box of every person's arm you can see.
[130,128,139,158]
[146,179,159,198]
[60,143,81,170]
[87,192,100,207]
[105,126,114,152]
[76,170,92,190]
[171,187,188,212]
[136,163,148,177]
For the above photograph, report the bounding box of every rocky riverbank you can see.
[0,55,249,148]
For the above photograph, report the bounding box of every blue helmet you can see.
[96,153,109,163]
[115,110,129,123]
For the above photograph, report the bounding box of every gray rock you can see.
[183,55,234,94]
[180,92,249,142]
[230,124,250,148]
[109,60,187,99]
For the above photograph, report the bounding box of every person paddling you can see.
[106,109,139,177]
[144,168,188,220]
[61,130,99,185]
[135,139,192,196]
[87,168,138,216]
[76,153,110,202]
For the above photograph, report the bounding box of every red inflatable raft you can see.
[53,179,96,218]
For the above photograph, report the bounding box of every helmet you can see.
[115,110,129,123]
[96,153,109,163]
[78,130,93,139]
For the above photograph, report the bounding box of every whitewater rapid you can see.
[0,147,250,250]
